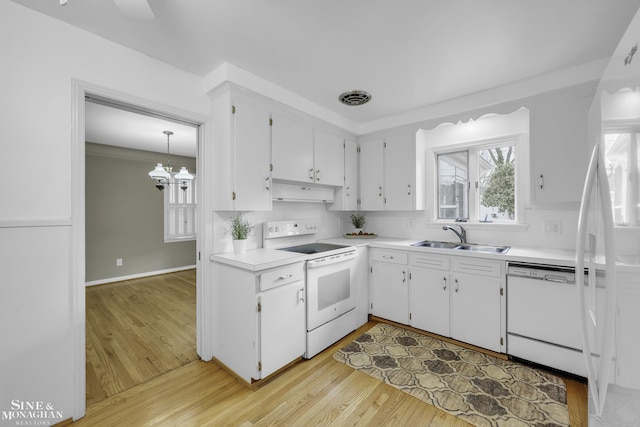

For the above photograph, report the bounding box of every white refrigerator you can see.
[576,6,640,426]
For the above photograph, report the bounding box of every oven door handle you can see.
[306,251,356,268]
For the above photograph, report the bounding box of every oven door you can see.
[306,251,356,331]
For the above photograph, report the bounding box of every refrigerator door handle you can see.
[575,143,618,417]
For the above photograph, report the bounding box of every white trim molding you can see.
[85,265,197,287]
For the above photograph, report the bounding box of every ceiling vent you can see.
[339,90,372,106]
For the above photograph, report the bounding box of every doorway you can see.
[71,80,208,419]
[84,97,200,406]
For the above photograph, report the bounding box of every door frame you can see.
[70,79,211,420]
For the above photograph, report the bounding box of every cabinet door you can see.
[370,262,409,324]
[343,139,358,211]
[327,138,358,211]
[258,281,306,379]
[359,140,385,210]
[450,272,502,352]
[314,129,344,186]
[233,99,272,211]
[531,86,593,203]
[409,268,450,337]
[271,113,314,183]
[384,134,415,210]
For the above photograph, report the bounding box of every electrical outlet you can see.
[116,258,123,267]
[544,220,562,236]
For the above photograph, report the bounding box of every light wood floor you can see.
[76,320,588,426]
[85,269,197,406]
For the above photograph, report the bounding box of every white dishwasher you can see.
[507,262,591,377]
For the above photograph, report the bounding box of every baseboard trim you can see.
[85,265,196,287]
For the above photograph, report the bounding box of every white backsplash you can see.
[214,201,589,254]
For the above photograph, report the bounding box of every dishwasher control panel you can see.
[507,263,575,283]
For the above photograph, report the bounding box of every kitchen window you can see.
[165,174,197,242]
[436,140,518,222]
[604,128,639,226]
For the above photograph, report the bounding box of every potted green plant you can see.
[350,212,366,234]
[228,212,254,254]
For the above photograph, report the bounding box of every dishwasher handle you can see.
[543,274,572,284]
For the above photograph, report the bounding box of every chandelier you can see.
[148,130,194,191]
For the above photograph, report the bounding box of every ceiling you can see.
[12,0,640,152]
[85,101,198,157]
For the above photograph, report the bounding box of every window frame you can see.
[164,173,197,242]
[428,134,526,225]
[603,123,640,227]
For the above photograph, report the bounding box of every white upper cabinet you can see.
[530,83,596,204]
[313,129,345,186]
[210,89,272,211]
[329,138,358,211]
[271,116,345,187]
[359,140,385,210]
[359,134,425,211]
[271,114,315,183]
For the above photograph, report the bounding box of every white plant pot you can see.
[232,239,247,255]
[354,228,363,235]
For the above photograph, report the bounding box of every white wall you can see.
[0,2,209,422]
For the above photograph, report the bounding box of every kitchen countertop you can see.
[210,248,308,272]
[212,236,639,272]
[321,236,579,267]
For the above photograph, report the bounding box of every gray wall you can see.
[85,142,196,283]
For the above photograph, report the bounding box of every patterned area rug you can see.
[334,323,569,427]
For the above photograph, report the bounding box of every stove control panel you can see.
[263,220,317,239]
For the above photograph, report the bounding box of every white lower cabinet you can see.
[371,251,507,353]
[212,261,306,383]
[408,254,450,337]
[369,249,409,324]
[259,281,306,378]
[449,270,503,352]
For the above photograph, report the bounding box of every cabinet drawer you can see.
[409,253,449,271]
[260,263,305,291]
[370,249,408,265]
[451,258,503,278]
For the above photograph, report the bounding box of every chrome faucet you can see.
[443,225,467,243]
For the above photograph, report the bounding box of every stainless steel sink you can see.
[410,240,460,249]
[410,240,510,254]
[456,244,510,254]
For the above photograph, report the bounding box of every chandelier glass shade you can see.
[148,130,193,191]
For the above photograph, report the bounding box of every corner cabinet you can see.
[369,249,409,324]
[210,88,272,211]
[530,82,596,204]
[359,133,425,211]
[212,260,306,383]
[328,138,358,211]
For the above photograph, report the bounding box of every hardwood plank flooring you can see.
[85,269,197,406]
[75,321,587,426]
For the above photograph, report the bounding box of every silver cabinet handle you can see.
[402,271,406,283]
[382,255,394,259]
[443,276,447,290]
[455,278,459,293]
[265,176,270,191]
[539,174,544,189]
[298,288,305,303]
[346,186,350,197]
[378,186,383,197]
[316,169,320,181]
[308,168,315,181]
[278,274,293,280]
[408,184,411,195]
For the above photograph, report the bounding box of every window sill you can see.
[427,221,530,232]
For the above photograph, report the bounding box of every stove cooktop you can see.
[278,243,350,255]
